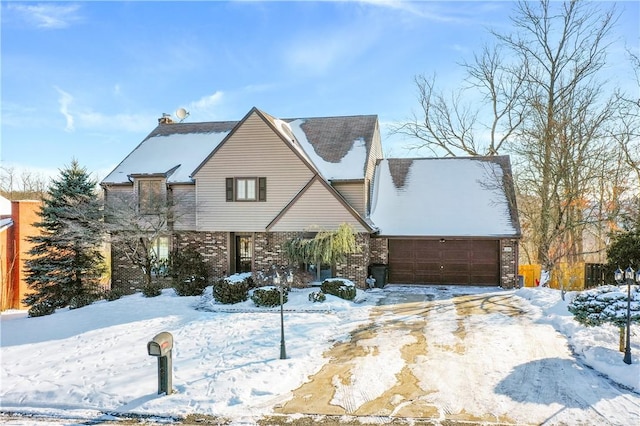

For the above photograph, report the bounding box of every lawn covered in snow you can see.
[1,282,638,424]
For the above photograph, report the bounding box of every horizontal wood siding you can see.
[333,181,365,216]
[194,112,314,231]
[364,122,383,215]
[271,179,367,232]
[171,185,196,230]
[104,184,134,212]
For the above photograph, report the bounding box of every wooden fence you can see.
[518,263,606,291]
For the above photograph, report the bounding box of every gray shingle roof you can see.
[101,109,378,184]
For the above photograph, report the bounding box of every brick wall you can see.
[110,230,377,291]
[253,232,371,288]
[172,231,229,278]
[369,237,388,264]
[500,238,519,289]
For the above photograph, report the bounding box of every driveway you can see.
[273,286,640,425]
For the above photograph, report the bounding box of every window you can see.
[306,262,332,282]
[237,178,256,201]
[226,177,266,202]
[151,236,170,276]
[138,179,163,213]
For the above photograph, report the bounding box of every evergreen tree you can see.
[606,229,640,277]
[24,160,105,317]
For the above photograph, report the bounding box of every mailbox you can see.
[147,331,173,395]
[147,332,173,357]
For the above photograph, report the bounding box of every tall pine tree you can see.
[24,160,105,317]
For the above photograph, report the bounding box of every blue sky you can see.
[1,1,638,183]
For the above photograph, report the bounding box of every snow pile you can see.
[516,286,640,391]
[1,285,639,424]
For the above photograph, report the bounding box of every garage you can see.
[388,239,500,285]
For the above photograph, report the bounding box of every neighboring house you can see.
[0,197,42,310]
[101,107,521,290]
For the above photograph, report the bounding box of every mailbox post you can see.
[147,332,173,395]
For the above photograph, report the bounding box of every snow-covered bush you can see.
[251,286,287,307]
[308,291,326,303]
[27,300,56,317]
[321,279,356,301]
[212,275,253,304]
[568,285,640,327]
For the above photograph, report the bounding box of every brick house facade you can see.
[103,107,521,292]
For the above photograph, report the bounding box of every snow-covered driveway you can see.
[276,287,640,425]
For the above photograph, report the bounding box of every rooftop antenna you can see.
[176,107,190,122]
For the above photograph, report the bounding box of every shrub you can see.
[104,287,125,301]
[27,301,56,317]
[568,285,640,327]
[69,292,100,309]
[212,276,251,304]
[321,279,356,301]
[170,248,209,296]
[309,291,326,303]
[142,283,162,298]
[251,287,288,307]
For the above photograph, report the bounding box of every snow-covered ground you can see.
[1,283,639,425]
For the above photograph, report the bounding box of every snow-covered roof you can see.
[0,217,13,231]
[0,195,11,216]
[289,119,369,180]
[102,121,237,184]
[369,156,520,237]
[101,110,378,185]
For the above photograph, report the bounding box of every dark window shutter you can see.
[258,177,267,201]
[226,178,234,202]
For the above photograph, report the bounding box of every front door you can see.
[235,235,253,273]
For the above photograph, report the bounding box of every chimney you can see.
[158,113,174,124]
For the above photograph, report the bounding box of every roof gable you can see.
[102,107,379,186]
[370,156,521,237]
[268,175,372,232]
[192,107,323,178]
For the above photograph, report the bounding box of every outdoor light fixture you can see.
[614,266,635,365]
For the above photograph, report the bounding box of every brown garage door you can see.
[388,239,499,285]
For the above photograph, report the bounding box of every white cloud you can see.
[8,3,82,29]
[359,0,464,23]
[186,91,224,119]
[284,26,378,75]
[51,86,158,133]
[54,86,75,132]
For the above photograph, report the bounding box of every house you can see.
[101,107,520,290]
[0,197,42,310]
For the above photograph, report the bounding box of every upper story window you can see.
[138,179,164,213]
[226,177,266,202]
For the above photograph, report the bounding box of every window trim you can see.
[137,178,164,214]
[226,177,267,202]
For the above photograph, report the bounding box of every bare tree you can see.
[103,185,187,291]
[392,44,527,157]
[397,0,628,271]
[502,0,619,269]
[0,165,48,200]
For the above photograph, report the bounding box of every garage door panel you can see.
[388,239,499,285]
